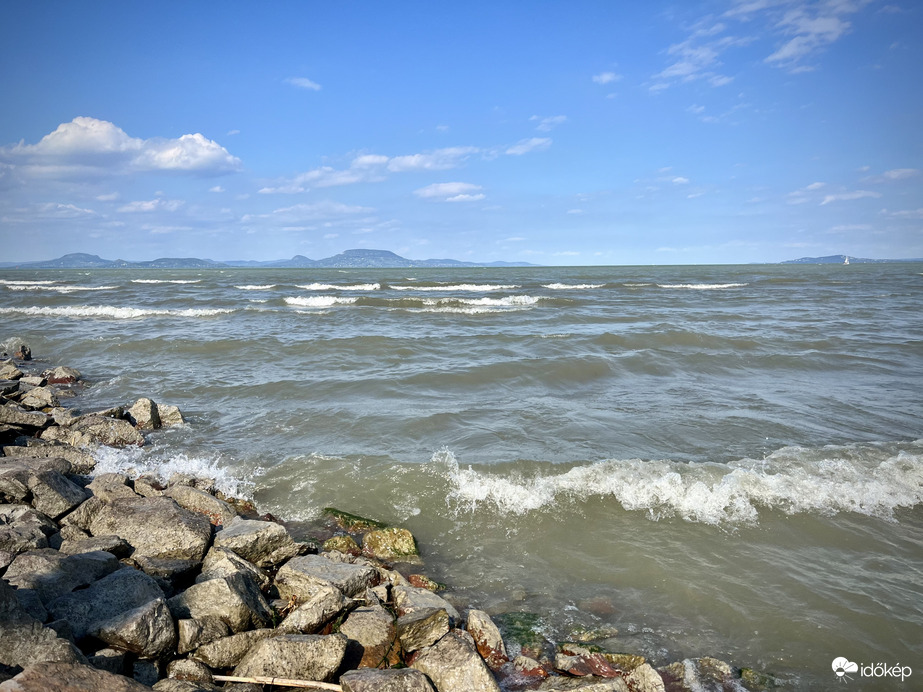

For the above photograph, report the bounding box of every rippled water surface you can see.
[2,263,922,686]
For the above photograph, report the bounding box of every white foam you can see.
[0,306,232,319]
[297,283,381,291]
[284,296,358,308]
[390,284,520,292]
[434,442,923,525]
[543,283,605,290]
[131,279,201,284]
[0,279,57,286]
[235,284,278,290]
[657,283,748,290]
[6,284,117,293]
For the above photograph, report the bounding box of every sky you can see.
[0,1,921,265]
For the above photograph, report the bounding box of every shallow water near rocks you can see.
[2,263,922,686]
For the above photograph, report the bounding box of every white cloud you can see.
[0,117,241,178]
[505,138,551,156]
[118,199,185,213]
[566,209,584,215]
[592,72,622,84]
[530,115,567,132]
[96,192,119,201]
[271,201,374,219]
[881,208,923,219]
[209,186,225,193]
[820,190,881,205]
[387,146,479,172]
[285,77,322,91]
[880,168,920,181]
[414,182,484,202]
[672,176,690,184]
[806,181,826,190]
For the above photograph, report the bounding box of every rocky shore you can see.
[0,347,775,692]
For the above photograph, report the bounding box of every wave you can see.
[433,441,923,525]
[235,284,278,290]
[657,283,749,290]
[131,279,201,284]
[284,296,358,308]
[543,283,605,290]
[0,279,58,286]
[297,283,381,291]
[390,284,521,292]
[5,284,117,293]
[0,306,233,319]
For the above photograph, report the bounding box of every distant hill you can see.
[2,249,536,269]
[781,255,923,264]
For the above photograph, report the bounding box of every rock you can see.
[176,616,231,655]
[658,657,740,692]
[393,585,459,622]
[0,661,151,691]
[87,647,129,675]
[196,546,269,591]
[42,367,80,384]
[537,677,629,691]
[27,469,89,519]
[156,404,185,427]
[467,609,509,670]
[408,574,445,591]
[18,376,46,388]
[68,415,145,448]
[166,658,213,684]
[1,443,95,475]
[0,405,49,430]
[153,680,221,692]
[277,584,349,634]
[4,549,120,605]
[86,473,137,502]
[275,554,377,601]
[167,573,272,633]
[232,633,347,683]
[0,364,23,381]
[59,534,132,558]
[0,504,56,556]
[410,630,501,692]
[513,655,549,678]
[127,398,161,430]
[323,507,387,531]
[190,628,273,668]
[87,496,212,561]
[14,590,47,622]
[93,597,177,659]
[165,484,237,527]
[323,534,361,556]
[19,387,58,410]
[213,517,304,567]
[133,474,165,497]
[340,668,437,692]
[494,612,552,660]
[0,580,86,671]
[555,653,624,678]
[396,607,449,654]
[59,496,103,532]
[133,659,161,686]
[362,527,421,563]
[46,567,166,640]
[625,663,666,692]
[340,604,401,668]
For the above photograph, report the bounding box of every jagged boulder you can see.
[362,527,421,563]
[212,517,303,567]
[396,607,449,653]
[4,549,120,605]
[190,628,273,668]
[42,366,81,384]
[127,398,161,430]
[20,386,59,410]
[1,442,95,475]
[341,668,437,692]
[167,573,272,633]
[93,597,177,659]
[0,363,23,381]
[277,583,349,634]
[27,469,90,519]
[176,616,231,656]
[196,546,269,590]
[59,534,132,558]
[466,609,508,670]
[393,585,459,621]
[165,484,237,527]
[232,633,348,682]
[0,662,153,691]
[275,554,377,601]
[0,404,49,430]
[339,604,401,668]
[0,504,56,561]
[410,630,501,692]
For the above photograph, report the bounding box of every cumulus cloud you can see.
[414,182,485,202]
[118,198,185,213]
[0,117,241,178]
[505,138,551,156]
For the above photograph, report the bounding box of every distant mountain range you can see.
[781,255,923,264]
[0,249,536,269]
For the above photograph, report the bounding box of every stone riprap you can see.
[0,351,775,691]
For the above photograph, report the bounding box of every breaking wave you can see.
[543,283,605,290]
[235,284,277,290]
[0,306,233,319]
[390,283,520,292]
[284,296,358,308]
[657,283,749,290]
[130,279,201,284]
[297,283,381,291]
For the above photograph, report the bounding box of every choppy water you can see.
[2,264,922,686]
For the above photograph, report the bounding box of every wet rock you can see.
[408,574,445,591]
[133,474,165,497]
[658,657,740,692]
[165,484,237,527]
[467,609,509,670]
[213,517,303,567]
[555,652,624,678]
[625,663,666,692]
[323,507,387,531]
[277,583,349,634]
[537,676,629,691]
[157,404,185,427]
[0,405,49,430]
[177,616,231,655]
[494,612,553,660]
[93,596,177,659]
[42,366,80,384]
[4,549,120,605]
[513,654,550,678]
[411,629,501,692]
[323,534,361,556]
[46,567,166,640]
[190,628,273,668]
[0,661,150,691]
[340,668,437,692]
[340,603,401,668]
[196,546,269,591]
[396,607,449,653]
[59,534,132,558]
[87,496,212,561]
[393,585,459,622]
[0,363,23,381]
[0,580,86,670]
[50,414,145,449]
[362,527,421,563]
[18,376,46,388]
[167,573,273,633]
[19,387,58,411]
[127,398,161,430]
[232,633,348,683]
[275,554,377,601]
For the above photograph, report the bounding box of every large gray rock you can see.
[537,677,629,691]
[466,609,509,670]
[275,554,377,601]
[1,442,95,475]
[0,363,23,381]
[340,603,401,668]
[0,505,56,558]
[59,534,132,558]
[411,630,501,692]
[166,484,237,528]
[190,628,273,668]
[3,549,120,605]
[277,583,348,634]
[20,386,59,410]
[42,415,144,449]
[93,597,177,659]
[341,668,437,692]
[167,573,272,633]
[0,404,49,429]
[176,616,231,655]
[393,585,459,622]
[397,607,449,654]
[42,366,81,384]
[27,469,90,519]
[362,527,421,563]
[157,404,186,427]
[46,567,166,640]
[87,496,213,561]
[0,661,150,691]
[0,580,86,670]
[196,546,269,591]
[86,473,137,502]
[127,398,161,430]
[232,633,348,682]
[212,517,303,567]
[625,664,666,692]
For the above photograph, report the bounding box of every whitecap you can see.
[297,283,381,291]
[390,284,520,292]
[284,296,358,308]
[131,279,201,284]
[235,284,278,290]
[543,283,605,289]
[0,306,233,319]
[657,283,748,290]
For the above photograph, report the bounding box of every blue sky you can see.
[1,1,920,265]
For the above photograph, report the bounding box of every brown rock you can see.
[0,661,150,691]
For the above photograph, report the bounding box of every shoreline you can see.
[0,347,776,692]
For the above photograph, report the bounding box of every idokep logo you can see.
[832,657,912,683]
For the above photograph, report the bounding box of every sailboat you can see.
[843,256,850,265]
